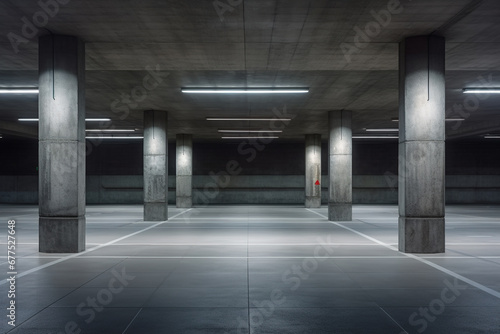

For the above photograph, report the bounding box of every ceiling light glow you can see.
[463,88,500,94]
[183,88,308,94]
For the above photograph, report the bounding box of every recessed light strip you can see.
[352,136,399,139]
[218,130,282,133]
[391,118,465,122]
[19,118,111,122]
[463,88,500,94]
[221,136,279,139]
[86,129,136,132]
[207,117,291,121]
[365,129,399,132]
[0,88,39,94]
[86,136,144,140]
[183,88,308,94]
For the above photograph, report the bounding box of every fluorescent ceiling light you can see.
[352,136,399,139]
[463,88,500,94]
[207,117,291,121]
[86,136,143,140]
[221,136,279,139]
[391,118,465,122]
[218,129,282,133]
[182,88,308,94]
[484,136,500,139]
[86,129,135,132]
[85,118,111,122]
[0,88,38,94]
[19,118,112,122]
[365,128,399,132]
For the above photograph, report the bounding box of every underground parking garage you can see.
[1,1,500,333]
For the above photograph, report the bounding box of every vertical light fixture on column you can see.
[398,35,445,253]
[38,35,86,253]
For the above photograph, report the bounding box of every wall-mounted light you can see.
[463,88,500,94]
[0,88,39,94]
[484,135,500,139]
[207,117,291,121]
[182,88,309,94]
[218,129,282,133]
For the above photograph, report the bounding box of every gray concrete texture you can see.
[328,111,353,221]
[398,36,446,253]
[2,1,500,141]
[38,35,86,253]
[305,134,321,208]
[143,110,168,221]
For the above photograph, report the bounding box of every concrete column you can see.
[328,110,352,221]
[176,134,193,208]
[399,36,445,253]
[144,110,168,221]
[38,35,86,253]
[305,134,321,208]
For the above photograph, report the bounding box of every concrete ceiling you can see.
[0,0,500,141]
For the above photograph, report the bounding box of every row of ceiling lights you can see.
[2,86,499,140]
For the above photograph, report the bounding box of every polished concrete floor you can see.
[0,204,499,334]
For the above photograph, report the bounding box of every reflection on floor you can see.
[0,204,499,334]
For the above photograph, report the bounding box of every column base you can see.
[328,203,352,221]
[39,217,86,253]
[176,196,192,208]
[144,202,168,221]
[399,217,445,253]
[305,197,321,208]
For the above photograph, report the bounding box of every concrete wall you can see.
[1,139,499,205]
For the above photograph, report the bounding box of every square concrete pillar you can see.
[305,134,321,208]
[38,35,86,253]
[176,134,193,208]
[399,35,446,253]
[328,111,352,221]
[144,110,168,221]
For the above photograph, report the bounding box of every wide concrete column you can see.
[143,110,169,221]
[38,35,86,253]
[399,35,445,253]
[305,134,321,208]
[176,134,193,208]
[328,111,352,221]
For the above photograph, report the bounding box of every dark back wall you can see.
[1,138,499,204]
